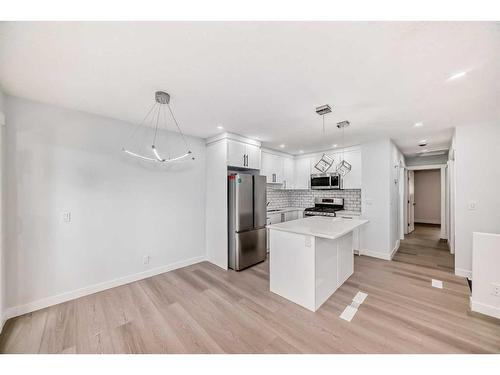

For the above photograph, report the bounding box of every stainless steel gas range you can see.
[304,197,344,217]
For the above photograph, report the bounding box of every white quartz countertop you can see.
[266,207,305,214]
[336,210,362,216]
[267,216,368,240]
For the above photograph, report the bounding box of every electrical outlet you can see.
[62,212,71,223]
[468,201,477,210]
[492,283,500,297]
[143,255,150,265]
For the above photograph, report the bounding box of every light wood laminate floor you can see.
[1,228,499,353]
[393,224,454,271]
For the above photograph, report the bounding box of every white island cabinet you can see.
[268,216,368,311]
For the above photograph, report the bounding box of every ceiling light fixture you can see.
[217,125,224,130]
[299,150,304,154]
[414,122,423,127]
[122,91,193,164]
[316,104,332,133]
[447,71,467,81]
[280,144,285,148]
[332,144,338,148]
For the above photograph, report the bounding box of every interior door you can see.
[408,170,415,233]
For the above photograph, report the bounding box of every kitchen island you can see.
[267,216,368,311]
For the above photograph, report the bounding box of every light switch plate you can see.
[62,212,71,223]
[492,283,500,297]
[468,201,477,210]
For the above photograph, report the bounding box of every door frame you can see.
[404,164,448,240]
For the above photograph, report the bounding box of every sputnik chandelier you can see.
[122,91,193,163]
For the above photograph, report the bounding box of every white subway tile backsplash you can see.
[267,187,361,212]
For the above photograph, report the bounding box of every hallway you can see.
[393,224,454,273]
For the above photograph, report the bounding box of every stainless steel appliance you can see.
[304,197,344,217]
[228,173,267,271]
[310,173,342,190]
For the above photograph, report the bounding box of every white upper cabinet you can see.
[226,138,261,169]
[294,156,311,189]
[261,151,283,183]
[245,143,261,170]
[340,149,361,189]
[227,140,247,168]
[283,157,294,188]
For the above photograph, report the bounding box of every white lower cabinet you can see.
[284,210,299,221]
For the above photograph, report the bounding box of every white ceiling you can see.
[1,22,499,155]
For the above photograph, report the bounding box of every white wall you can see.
[205,139,228,269]
[405,153,448,167]
[360,139,391,258]
[471,232,500,319]
[4,96,206,317]
[0,89,5,331]
[455,123,500,278]
[360,139,405,260]
[414,169,441,224]
[390,141,405,255]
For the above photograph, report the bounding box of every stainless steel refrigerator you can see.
[228,173,267,271]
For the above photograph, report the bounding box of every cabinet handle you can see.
[245,154,248,166]
[272,173,276,182]
[246,154,248,166]
[243,154,246,167]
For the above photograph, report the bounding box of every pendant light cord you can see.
[167,103,189,149]
[152,101,162,147]
[125,102,158,145]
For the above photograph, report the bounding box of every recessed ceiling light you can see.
[299,150,304,154]
[447,71,467,81]
[216,125,224,130]
[279,144,285,148]
[332,144,338,148]
[414,122,423,127]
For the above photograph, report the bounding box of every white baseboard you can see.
[471,299,500,319]
[415,219,441,225]
[0,315,5,335]
[455,268,472,279]
[358,249,392,261]
[390,240,400,260]
[4,255,206,320]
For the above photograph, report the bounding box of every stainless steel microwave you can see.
[310,173,342,190]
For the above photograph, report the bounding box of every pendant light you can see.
[315,104,332,133]
[336,120,352,176]
[122,91,193,163]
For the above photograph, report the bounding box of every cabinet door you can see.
[245,144,261,170]
[294,157,311,189]
[283,158,294,189]
[261,152,273,182]
[340,150,361,189]
[337,233,354,286]
[227,140,246,168]
[262,152,283,183]
[284,210,299,222]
